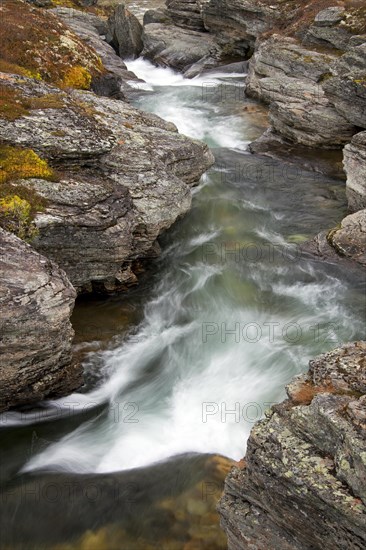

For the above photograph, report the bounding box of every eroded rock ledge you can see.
[218,341,366,550]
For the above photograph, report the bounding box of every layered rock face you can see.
[344,131,366,212]
[246,35,358,148]
[0,229,81,411]
[219,341,366,549]
[0,73,213,293]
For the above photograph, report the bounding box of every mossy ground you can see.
[0,0,105,89]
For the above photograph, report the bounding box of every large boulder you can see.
[328,209,366,267]
[201,0,286,57]
[142,21,220,72]
[0,229,81,412]
[344,131,366,212]
[302,209,366,269]
[0,73,214,293]
[108,3,143,59]
[218,341,366,549]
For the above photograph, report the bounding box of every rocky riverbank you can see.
[141,0,366,266]
[218,341,366,549]
[0,0,213,409]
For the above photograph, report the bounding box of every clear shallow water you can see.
[1,60,365,548]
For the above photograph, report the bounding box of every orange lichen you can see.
[291,381,335,405]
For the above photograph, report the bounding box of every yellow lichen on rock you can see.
[0,145,54,184]
[0,194,37,241]
[61,65,92,90]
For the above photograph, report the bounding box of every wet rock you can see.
[108,2,143,59]
[0,228,81,412]
[0,74,214,293]
[218,341,366,550]
[142,21,220,72]
[249,129,346,179]
[344,131,366,212]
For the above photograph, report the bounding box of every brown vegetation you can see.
[0,0,105,88]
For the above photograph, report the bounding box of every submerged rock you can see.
[0,228,81,412]
[218,341,366,549]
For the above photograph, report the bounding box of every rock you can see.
[201,0,286,57]
[0,74,214,293]
[0,228,81,412]
[302,210,366,269]
[328,210,366,267]
[218,341,366,550]
[142,22,220,72]
[344,131,366,212]
[246,35,340,100]
[108,3,143,59]
[52,6,141,98]
[143,8,173,26]
[323,43,366,129]
[246,36,357,149]
[166,0,205,31]
[249,129,346,180]
[314,7,344,28]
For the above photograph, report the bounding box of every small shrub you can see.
[0,145,55,184]
[0,84,29,120]
[0,194,38,240]
[0,0,104,88]
[61,66,92,90]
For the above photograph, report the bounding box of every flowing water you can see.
[1,60,365,549]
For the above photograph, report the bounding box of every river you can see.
[1,60,365,550]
